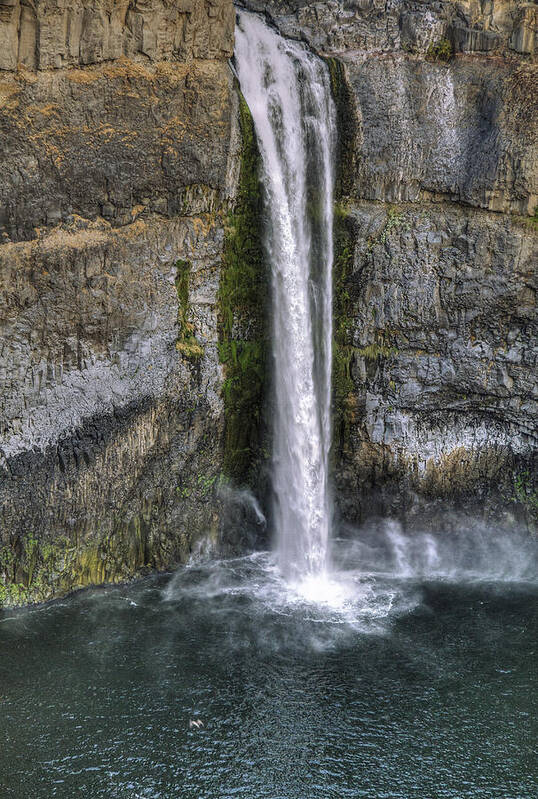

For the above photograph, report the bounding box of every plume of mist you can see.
[333,516,538,582]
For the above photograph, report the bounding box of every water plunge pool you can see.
[1,533,536,798]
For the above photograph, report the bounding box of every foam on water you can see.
[1,540,536,799]
[162,549,419,642]
[159,515,537,647]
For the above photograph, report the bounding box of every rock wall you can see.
[1,0,536,604]
[0,0,234,71]
[245,0,537,527]
[333,202,536,525]
[244,0,536,58]
[0,0,243,605]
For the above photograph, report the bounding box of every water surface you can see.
[1,530,536,798]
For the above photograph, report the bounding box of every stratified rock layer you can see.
[0,0,241,605]
[0,0,234,70]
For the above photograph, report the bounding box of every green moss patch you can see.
[356,342,399,361]
[218,93,268,484]
[426,38,453,62]
[326,57,362,457]
[325,57,359,200]
[175,258,204,360]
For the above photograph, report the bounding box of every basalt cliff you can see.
[1,0,536,604]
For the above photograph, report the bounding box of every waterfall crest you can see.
[234,11,336,578]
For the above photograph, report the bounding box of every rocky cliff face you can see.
[0,0,247,605]
[1,0,536,605]
[245,0,537,528]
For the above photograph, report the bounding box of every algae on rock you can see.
[175,258,204,360]
[326,57,360,201]
[218,93,268,485]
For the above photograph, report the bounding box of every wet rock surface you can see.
[247,0,537,524]
[334,202,537,524]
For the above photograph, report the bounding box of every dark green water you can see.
[1,533,537,799]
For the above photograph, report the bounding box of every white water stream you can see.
[234,11,336,580]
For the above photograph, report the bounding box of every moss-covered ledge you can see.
[218,91,269,486]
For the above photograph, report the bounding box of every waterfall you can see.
[234,11,336,579]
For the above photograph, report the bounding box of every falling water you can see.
[234,11,336,579]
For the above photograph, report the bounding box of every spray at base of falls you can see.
[234,10,337,581]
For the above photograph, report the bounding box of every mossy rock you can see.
[175,258,204,361]
[218,91,269,485]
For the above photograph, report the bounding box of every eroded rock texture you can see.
[0,0,234,70]
[245,0,536,57]
[334,203,537,524]
[1,0,536,604]
[246,0,537,527]
[0,0,242,604]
